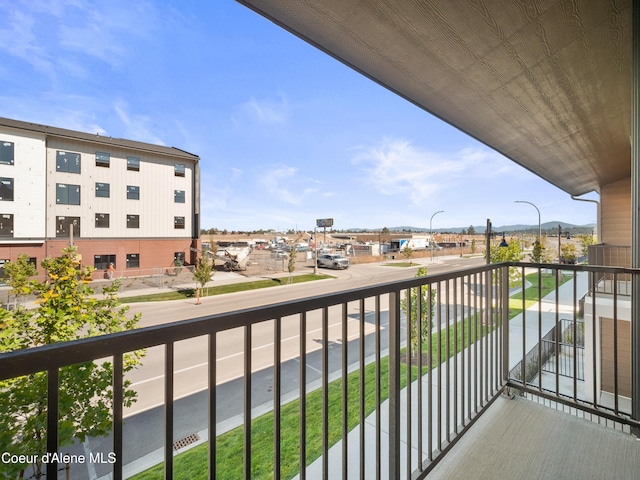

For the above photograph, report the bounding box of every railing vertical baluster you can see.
[113,353,123,480]
[453,277,458,434]
[165,341,174,480]
[591,271,598,408]
[613,274,619,414]
[521,266,527,386]
[417,283,423,472]
[300,312,307,480]
[436,281,442,450]
[466,273,471,422]
[359,298,365,480]
[389,289,401,480]
[342,303,348,480]
[244,326,252,479]
[427,283,433,463]
[406,288,412,479]
[555,269,560,396]
[537,269,543,392]
[572,272,578,402]
[489,269,494,396]
[501,266,509,385]
[375,295,381,480]
[274,317,282,480]
[479,272,485,407]
[322,307,329,480]
[445,279,450,443]
[474,272,479,415]
[46,367,59,480]
[209,333,217,480]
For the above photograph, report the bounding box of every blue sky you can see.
[0,0,599,232]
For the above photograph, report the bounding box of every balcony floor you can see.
[428,395,640,479]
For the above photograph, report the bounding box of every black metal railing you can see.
[1,261,639,479]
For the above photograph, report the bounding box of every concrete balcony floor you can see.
[428,394,640,479]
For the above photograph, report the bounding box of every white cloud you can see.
[258,164,321,205]
[235,95,290,125]
[352,138,519,205]
[113,100,165,145]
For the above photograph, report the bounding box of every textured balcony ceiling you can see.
[238,0,632,196]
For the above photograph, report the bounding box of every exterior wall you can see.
[600,177,631,246]
[0,125,46,239]
[600,316,631,397]
[45,138,194,239]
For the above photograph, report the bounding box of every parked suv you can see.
[317,253,349,269]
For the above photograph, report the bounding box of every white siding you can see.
[0,127,46,239]
[46,138,194,239]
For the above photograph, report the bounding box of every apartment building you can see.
[0,117,200,278]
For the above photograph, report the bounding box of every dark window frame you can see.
[127,156,140,171]
[95,213,110,228]
[56,216,80,238]
[95,182,110,198]
[0,141,14,165]
[56,151,81,173]
[94,254,116,271]
[0,214,13,237]
[126,214,140,228]
[96,152,110,168]
[56,183,81,205]
[126,253,140,268]
[0,177,14,201]
[174,190,185,203]
[174,163,185,177]
[127,185,140,200]
[174,216,185,229]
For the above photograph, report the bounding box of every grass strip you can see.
[122,274,334,303]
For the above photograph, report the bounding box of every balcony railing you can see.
[588,244,632,295]
[1,261,639,479]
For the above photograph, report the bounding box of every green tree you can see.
[578,234,595,258]
[530,238,552,264]
[468,225,476,235]
[488,238,525,287]
[402,245,414,265]
[561,243,578,264]
[400,267,437,359]
[2,254,37,308]
[287,245,297,284]
[193,251,214,302]
[471,238,477,254]
[0,246,143,479]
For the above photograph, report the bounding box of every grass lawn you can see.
[131,270,568,479]
[122,274,334,303]
[508,271,572,319]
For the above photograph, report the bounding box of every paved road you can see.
[68,255,486,479]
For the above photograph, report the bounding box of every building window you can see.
[174,252,185,265]
[127,185,140,200]
[174,216,185,229]
[0,178,13,201]
[0,141,14,165]
[94,254,116,271]
[56,151,81,173]
[127,156,140,171]
[126,214,140,228]
[95,182,110,198]
[56,183,81,205]
[95,213,110,228]
[56,216,80,238]
[174,163,185,177]
[174,190,185,203]
[126,253,140,268]
[0,214,13,237]
[96,152,110,167]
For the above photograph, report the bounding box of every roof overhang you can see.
[238,0,632,196]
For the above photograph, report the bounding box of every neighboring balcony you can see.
[1,261,640,479]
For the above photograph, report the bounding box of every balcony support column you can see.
[632,0,640,432]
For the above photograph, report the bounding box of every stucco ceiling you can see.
[237,0,632,196]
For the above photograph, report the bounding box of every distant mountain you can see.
[347,222,596,234]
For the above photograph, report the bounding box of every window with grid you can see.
[126,254,140,268]
[174,190,185,203]
[127,156,140,171]
[174,216,185,229]
[56,217,80,238]
[95,182,110,198]
[96,152,110,167]
[56,151,81,173]
[94,254,116,271]
[174,163,185,177]
[56,184,81,205]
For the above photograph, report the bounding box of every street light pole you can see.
[515,200,541,241]
[430,210,444,262]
